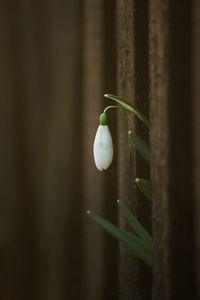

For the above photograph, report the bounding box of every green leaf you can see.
[135,178,152,201]
[117,200,152,251]
[128,131,150,164]
[87,210,152,267]
[104,94,150,127]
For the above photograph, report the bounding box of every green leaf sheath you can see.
[104,94,150,127]
[128,131,150,164]
[135,178,152,201]
[117,200,152,251]
[87,211,152,267]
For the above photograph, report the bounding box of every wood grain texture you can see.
[116,0,152,299]
[149,2,170,298]
[116,1,136,298]
[149,0,197,298]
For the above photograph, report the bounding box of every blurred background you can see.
[2,0,198,300]
[0,1,119,299]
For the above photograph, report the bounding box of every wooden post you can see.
[116,0,152,299]
[149,0,197,298]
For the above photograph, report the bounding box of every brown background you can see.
[0,0,200,299]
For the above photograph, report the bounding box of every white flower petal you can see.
[93,125,113,171]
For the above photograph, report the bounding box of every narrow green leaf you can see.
[87,211,152,267]
[128,131,150,164]
[135,178,152,201]
[104,94,150,127]
[117,200,152,251]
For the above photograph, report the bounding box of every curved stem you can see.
[103,105,127,114]
[103,104,150,128]
[104,94,150,128]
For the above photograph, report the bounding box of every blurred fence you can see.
[0,0,200,299]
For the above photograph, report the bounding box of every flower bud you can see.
[99,113,107,125]
[93,123,113,171]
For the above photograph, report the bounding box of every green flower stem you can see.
[103,105,127,114]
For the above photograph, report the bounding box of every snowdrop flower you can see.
[93,113,113,171]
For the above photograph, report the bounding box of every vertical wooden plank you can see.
[116,0,152,299]
[150,0,197,298]
[116,2,135,298]
[149,2,170,298]
[192,0,200,298]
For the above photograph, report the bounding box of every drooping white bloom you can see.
[93,124,113,171]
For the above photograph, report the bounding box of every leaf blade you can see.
[128,131,150,164]
[135,178,152,201]
[117,200,152,251]
[87,211,152,267]
[104,94,150,127]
